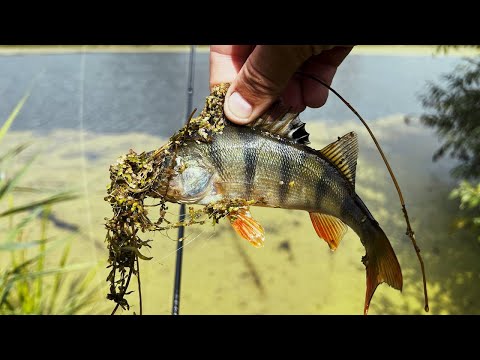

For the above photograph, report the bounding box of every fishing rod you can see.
[171,45,196,315]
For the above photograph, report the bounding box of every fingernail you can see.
[228,92,253,121]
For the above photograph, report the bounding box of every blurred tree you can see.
[419,53,480,180]
[436,45,480,55]
[449,181,480,243]
[419,45,480,240]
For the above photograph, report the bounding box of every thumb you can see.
[224,45,334,124]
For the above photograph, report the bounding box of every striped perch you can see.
[163,101,403,315]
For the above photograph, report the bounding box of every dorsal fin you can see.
[248,101,310,145]
[319,132,358,188]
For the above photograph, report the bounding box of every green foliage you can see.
[421,48,480,244]
[419,57,480,180]
[450,181,480,242]
[436,45,480,55]
[0,88,101,314]
[451,181,480,210]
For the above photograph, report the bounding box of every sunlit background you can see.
[0,45,479,315]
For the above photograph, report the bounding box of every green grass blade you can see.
[0,279,16,308]
[47,241,71,314]
[0,238,53,251]
[0,192,78,217]
[3,207,42,243]
[0,156,36,201]
[4,237,71,275]
[11,186,43,193]
[62,287,103,315]
[74,265,100,293]
[61,266,104,315]
[4,207,42,298]
[0,237,72,308]
[2,261,94,312]
[0,90,32,144]
[34,205,51,312]
[0,143,31,163]
[9,262,96,281]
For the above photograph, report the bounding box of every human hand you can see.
[210,45,353,124]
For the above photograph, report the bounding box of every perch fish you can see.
[161,89,403,315]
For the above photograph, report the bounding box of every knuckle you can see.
[241,60,283,100]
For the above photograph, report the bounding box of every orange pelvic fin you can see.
[309,212,348,251]
[228,207,265,248]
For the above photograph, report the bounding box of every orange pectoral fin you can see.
[309,212,348,250]
[228,207,265,248]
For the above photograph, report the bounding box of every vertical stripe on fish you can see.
[243,131,259,200]
[279,148,293,206]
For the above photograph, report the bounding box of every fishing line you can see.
[295,71,429,312]
[158,228,211,264]
[172,45,196,315]
[77,46,106,309]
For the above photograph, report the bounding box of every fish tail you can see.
[362,223,403,315]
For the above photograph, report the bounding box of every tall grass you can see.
[0,84,101,314]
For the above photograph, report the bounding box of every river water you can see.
[0,51,463,135]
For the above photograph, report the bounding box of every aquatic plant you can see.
[105,83,240,313]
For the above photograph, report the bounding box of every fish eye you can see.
[182,166,212,197]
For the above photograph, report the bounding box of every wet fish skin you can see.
[164,121,402,315]
[171,125,359,225]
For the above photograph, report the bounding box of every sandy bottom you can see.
[1,115,478,315]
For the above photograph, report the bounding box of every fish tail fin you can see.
[362,223,403,315]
